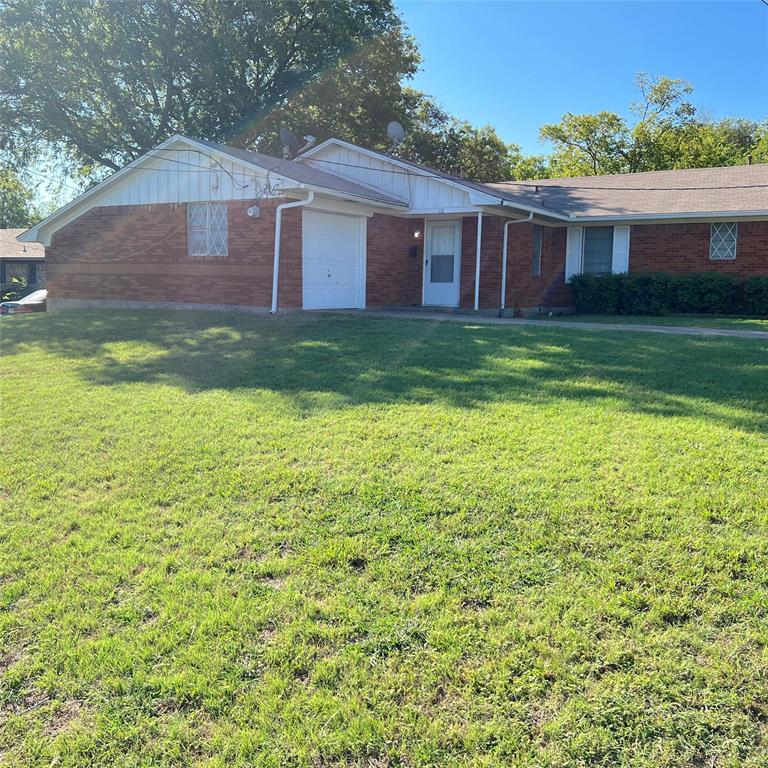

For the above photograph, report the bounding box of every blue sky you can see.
[397,0,768,154]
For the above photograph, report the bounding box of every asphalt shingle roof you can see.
[487,164,768,218]
[306,142,768,219]
[1,229,45,259]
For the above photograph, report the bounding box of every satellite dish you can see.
[386,120,406,152]
[279,127,301,158]
[298,134,317,155]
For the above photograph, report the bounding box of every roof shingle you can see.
[1,229,45,259]
[487,164,768,218]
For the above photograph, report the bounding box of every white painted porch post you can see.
[474,211,483,311]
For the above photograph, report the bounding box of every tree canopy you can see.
[0,0,415,171]
[0,169,36,228]
[539,73,766,178]
[0,1,764,189]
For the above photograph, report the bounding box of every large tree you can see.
[0,169,36,227]
[0,0,417,172]
[540,73,766,177]
[396,89,527,182]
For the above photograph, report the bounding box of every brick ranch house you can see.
[17,135,768,315]
[1,229,45,291]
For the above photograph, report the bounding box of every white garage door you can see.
[302,210,365,310]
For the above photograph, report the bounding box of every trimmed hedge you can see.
[570,272,768,316]
[744,277,768,316]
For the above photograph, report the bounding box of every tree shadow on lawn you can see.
[4,309,768,431]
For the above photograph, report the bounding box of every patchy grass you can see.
[542,313,768,331]
[2,310,768,768]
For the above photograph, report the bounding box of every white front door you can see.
[423,220,461,307]
[302,210,365,310]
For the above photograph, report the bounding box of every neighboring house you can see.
[17,135,768,315]
[1,229,45,292]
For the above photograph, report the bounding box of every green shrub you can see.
[621,273,673,315]
[569,271,751,316]
[569,274,623,314]
[670,272,742,314]
[744,277,768,315]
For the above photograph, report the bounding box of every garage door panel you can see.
[302,211,364,310]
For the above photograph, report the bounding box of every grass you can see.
[540,313,768,331]
[2,310,768,768]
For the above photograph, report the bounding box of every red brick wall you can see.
[459,215,504,309]
[458,216,570,311]
[501,220,768,313]
[629,221,768,276]
[47,200,768,315]
[504,225,570,311]
[46,200,302,308]
[366,214,423,307]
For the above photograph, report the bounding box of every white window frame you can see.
[582,226,614,276]
[710,222,737,261]
[187,202,228,257]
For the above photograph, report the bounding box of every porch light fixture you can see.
[413,229,421,239]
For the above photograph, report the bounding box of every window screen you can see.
[532,225,542,276]
[430,253,454,283]
[583,227,613,275]
[188,202,228,256]
[710,223,737,260]
[5,262,28,282]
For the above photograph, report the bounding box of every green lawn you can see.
[541,314,768,332]
[2,311,768,768]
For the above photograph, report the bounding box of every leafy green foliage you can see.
[1,275,32,301]
[252,29,420,155]
[398,90,524,181]
[0,169,36,227]
[0,0,414,170]
[0,0,530,182]
[2,312,768,767]
[541,73,766,177]
[569,273,625,314]
[570,272,761,316]
[541,111,631,176]
[743,277,768,315]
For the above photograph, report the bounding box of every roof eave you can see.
[568,209,768,223]
[279,182,407,210]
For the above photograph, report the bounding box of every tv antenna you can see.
[279,127,301,159]
[279,128,317,159]
[386,120,406,153]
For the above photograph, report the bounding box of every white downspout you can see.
[270,190,314,314]
[473,211,483,311]
[500,212,534,313]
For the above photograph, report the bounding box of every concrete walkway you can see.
[334,309,768,340]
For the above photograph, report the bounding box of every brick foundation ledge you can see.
[48,298,276,313]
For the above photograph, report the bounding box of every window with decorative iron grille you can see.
[709,223,737,261]
[187,202,228,256]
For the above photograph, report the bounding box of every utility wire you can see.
[7,164,84,194]
[23,147,767,198]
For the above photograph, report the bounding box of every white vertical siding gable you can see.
[304,144,471,211]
